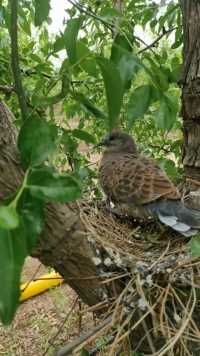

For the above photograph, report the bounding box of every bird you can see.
[98,130,200,237]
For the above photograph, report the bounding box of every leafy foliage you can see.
[0,0,184,324]
[34,0,51,27]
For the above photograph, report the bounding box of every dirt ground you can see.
[0,257,94,356]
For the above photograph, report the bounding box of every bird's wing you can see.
[103,154,180,205]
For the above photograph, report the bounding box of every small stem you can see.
[9,169,30,208]
[10,0,28,121]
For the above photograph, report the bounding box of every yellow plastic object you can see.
[20,272,64,302]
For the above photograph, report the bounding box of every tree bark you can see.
[180,0,200,190]
[0,101,107,307]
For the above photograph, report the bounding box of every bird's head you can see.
[97,130,138,154]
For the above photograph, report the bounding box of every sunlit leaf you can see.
[0,206,19,230]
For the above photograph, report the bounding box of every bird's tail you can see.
[145,200,200,237]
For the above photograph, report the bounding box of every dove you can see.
[98,130,200,237]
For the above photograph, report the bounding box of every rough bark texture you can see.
[0,101,106,307]
[180,0,200,189]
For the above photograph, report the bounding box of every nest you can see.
[59,200,200,356]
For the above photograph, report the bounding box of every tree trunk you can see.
[0,101,107,307]
[180,0,200,192]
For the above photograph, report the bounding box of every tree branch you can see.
[55,316,112,356]
[67,0,113,31]
[138,27,178,55]
[0,85,15,94]
[9,0,28,120]
[0,100,106,307]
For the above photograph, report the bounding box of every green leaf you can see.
[111,33,132,65]
[0,225,27,325]
[64,17,83,64]
[28,167,82,203]
[18,7,31,36]
[80,349,90,356]
[61,132,78,154]
[74,93,107,120]
[118,53,140,89]
[155,95,178,131]
[96,57,124,130]
[72,129,96,144]
[18,191,44,251]
[76,40,97,76]
[53,34,65,53]
[127,85,152,128]
[159,159,178,179]
[100,7,121,19]
[34,0,51,27]
[0,206,19,230]
[144,55,169,92]
[111,35,144,89]
[190,235,200,257]
[18,116,57,169]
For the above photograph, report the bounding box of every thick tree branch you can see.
[9,0,28,120]
[0,101,106,306]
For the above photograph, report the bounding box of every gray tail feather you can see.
[145,200,200,236]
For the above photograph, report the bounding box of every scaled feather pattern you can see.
[98,130,200,236]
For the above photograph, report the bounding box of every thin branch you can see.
[22,68,52,79]
[138,27,178,54]
[0,85,15,94]
[67,0,113,31]
[10,0,28,120]
[55,315,112,356]
[43,297,79,356]
[134,35,157,56]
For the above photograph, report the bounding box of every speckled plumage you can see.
[98,130,200,236]
[100,152,180,205]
